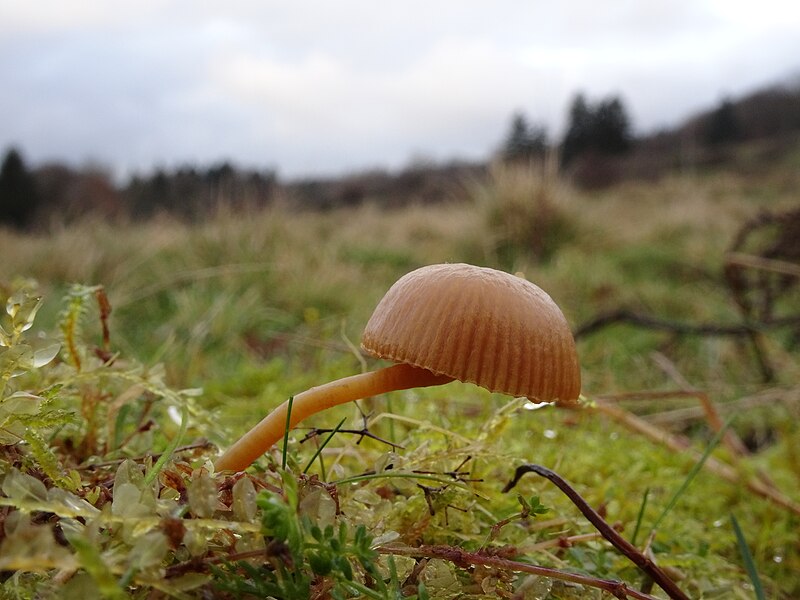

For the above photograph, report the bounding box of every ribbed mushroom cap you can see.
[361,263,581,404]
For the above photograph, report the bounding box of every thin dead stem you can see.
[643,386,800,426]
[590,401,800,517]
[377,544,662,600]
[650,352,752,459]
[725,251,800,278]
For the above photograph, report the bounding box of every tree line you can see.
[499,81,800,184]
[0,155,278,229]
[3,80,800,229]
[501,93,632,166]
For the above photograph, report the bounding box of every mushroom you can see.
[215,263,580,472]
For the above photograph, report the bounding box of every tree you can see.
[594,97,633,155]
[0,148,39,229]
[560,93,633,167]
[704,98,741,146]
[501,112,548,163]
[560,94,592,167]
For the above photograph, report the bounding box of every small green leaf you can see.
[1,468,48,503]
[232,476,258,522]
[66,530,126,599]
[187,470,218,518]
[0,392,42,444]
[309,552,332,576]
[0,345,34,380]
[32,343,61,368]
[6,291,43,335]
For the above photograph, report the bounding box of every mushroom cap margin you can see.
[361,263,581,403]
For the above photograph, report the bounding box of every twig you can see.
[365,412,475,445]
[596,390,704,403]
[76,440,213,470]
[649,353,782,493]
[642,386,800,426]
[302,417,346,476]
[165,548,268,578]
[377,544,662,600]
[591,401,800,517]
[299,426,404,449]
[573,308,800,339]
[650,352,751,459]
[94,286,113,359]
[520,531,605,553]
[725,251,800,278]
[503,464,690,600]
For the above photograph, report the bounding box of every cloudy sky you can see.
[1,1,799,180]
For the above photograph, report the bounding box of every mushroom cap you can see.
[361,263,581,404]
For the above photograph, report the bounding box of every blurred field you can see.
[4,160,798,393]
[2,158,800,596]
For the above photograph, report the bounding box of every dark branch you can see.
[299,427,404,450]
[574,308,800,339]
[503,463,690,600]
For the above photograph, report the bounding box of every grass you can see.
[0,160,798,597]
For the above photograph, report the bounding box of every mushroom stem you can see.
[215,363,453,472]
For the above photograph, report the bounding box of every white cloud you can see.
[1,1,798,177]
[203,39,548,172]
[0,1,171,35]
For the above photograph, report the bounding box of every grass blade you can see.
[303,417,346,476]
[651,418,732,533]
[730,513,766,600]
[144,404,188,486]
[282,396,294,470]
[631,486,650,546]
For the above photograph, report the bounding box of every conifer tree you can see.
[0,148,39,229]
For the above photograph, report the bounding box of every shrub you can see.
[475,158,577,268]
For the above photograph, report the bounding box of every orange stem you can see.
[215,363,452,472]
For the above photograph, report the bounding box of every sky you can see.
[1,1,799,180]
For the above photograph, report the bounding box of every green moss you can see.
[0,163,798,597]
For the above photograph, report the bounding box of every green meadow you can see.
[1,160,798,598]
